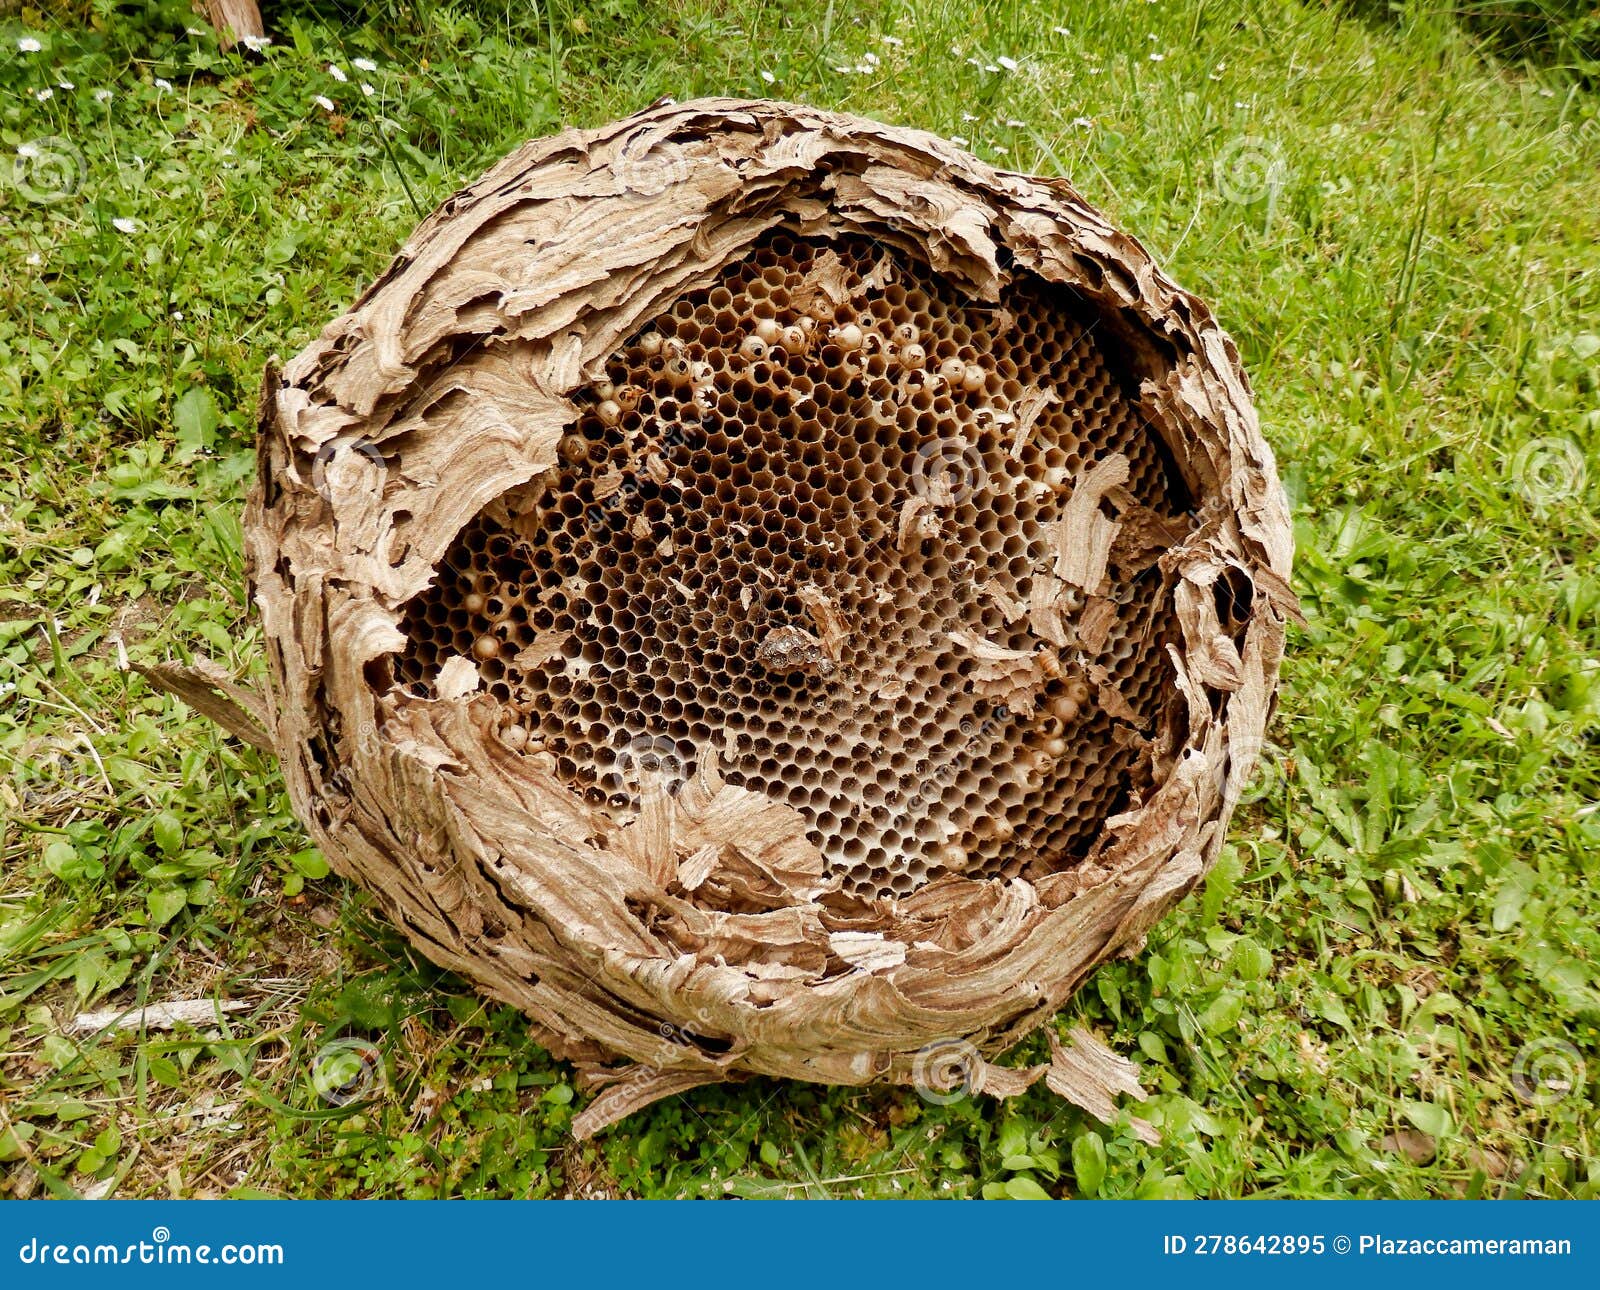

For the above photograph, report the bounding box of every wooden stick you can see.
[201,0,265,49]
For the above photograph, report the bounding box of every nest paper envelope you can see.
[167,99,1296,1136]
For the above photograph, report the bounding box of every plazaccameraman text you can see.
[1163,1232,1571,1257]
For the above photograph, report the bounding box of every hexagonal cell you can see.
[393,230,1187,900]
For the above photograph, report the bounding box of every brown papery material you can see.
[203,100,1294,1135]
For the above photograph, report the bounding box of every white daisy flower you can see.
[155,77,173,91]
[240,35,271,52]
[95,88,114,102]
[881,35,904,47]
[759,70,775,85]
[328,64,347,82]
[26,251,42,266]
[314,94,335,111]
[1149,52,1165,61]
[112,217,138,234]
[35,87,53,101]
[997,55,1019,72]
[59,79,75,90]
[352,57,378,72]
[361,82,375,97]
[18,36,42,53]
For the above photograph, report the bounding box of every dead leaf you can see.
[1379,1129,1437,1164]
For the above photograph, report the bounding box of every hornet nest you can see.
[146,99,1297,1138]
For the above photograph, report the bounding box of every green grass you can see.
[2,0,1596,1198]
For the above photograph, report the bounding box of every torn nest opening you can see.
[395,230,1188,903]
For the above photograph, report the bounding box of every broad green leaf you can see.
[44,840,104,884]
[1199,989,1245,1035]
[0,1123,34,1163]
[1401,1100,1452,1138]
[1492,861,1535,931]
[1071,1131,1107,1197]
[174,387,219,451]
[146,886,188,925]
[151,811,183,857]
[1232,938,1274,981]
[1134,1173,1192,1199]
[997,1118,1029,1161]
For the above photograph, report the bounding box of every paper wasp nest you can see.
[245,100,1295,1134]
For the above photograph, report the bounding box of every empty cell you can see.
[387,227,1183,901]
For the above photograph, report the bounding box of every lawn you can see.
[1,0,1596,1199]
